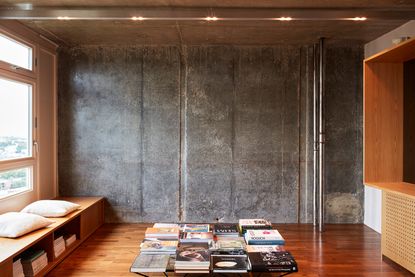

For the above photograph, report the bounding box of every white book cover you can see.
[239,219,271,226]
[245,229,284,241]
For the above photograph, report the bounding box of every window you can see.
[0,167,32,199]
[0,33,33,70]
[0,32,36,199]
[0,78,32,161]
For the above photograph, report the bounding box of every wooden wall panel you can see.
[403,59,415,183]
[364,62,403,183]
[37,48,57,199]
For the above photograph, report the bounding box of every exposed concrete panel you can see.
[324,45,364,223]
[58,44,364,223]
[184,46,234,222]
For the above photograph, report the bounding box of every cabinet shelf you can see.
[364,182,415,198]
[0,197,104,276]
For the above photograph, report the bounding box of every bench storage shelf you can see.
[0,197,104,277]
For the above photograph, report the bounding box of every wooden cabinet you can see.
[364,37,415,273]
[0,197,104,277]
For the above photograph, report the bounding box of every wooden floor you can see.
[47,224,413,276]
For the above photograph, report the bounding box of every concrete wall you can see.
[363,20,415,233]
[58,44,363,223]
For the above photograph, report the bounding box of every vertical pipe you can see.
[318,38,325,232]
[313,44,319,226]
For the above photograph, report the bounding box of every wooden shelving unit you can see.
[364,37,415,273]
[0,197,104,276]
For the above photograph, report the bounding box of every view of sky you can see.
[0,78,32,139]
[0,34,32,70]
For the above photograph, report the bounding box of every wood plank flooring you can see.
[47,224,413,276]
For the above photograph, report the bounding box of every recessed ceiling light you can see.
[351,17,367,21]
[132,16,145,21]
[277,17,292,21]
[57,16,71,20]
[205,16,219,21]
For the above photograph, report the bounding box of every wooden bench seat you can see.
[0,197,104,277]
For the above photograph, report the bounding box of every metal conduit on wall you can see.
[313,38,325,232]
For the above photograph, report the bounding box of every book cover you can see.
[140,240,178,252]
[130,254,170,273]
[180,232,213,242]
[182,224,210,233]
[176,242,210,263]
[245,229,285,244]
[214,223,239,234]
[246,245,285,252]
[153,223,180,228]
[215,239,245,250]
[248,251,298,272]
[212,255,248,272]
[239,219,271,227]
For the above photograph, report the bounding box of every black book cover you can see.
[248,251,298,272]
[176,242,210,263]
[214,223,239,234]
[212,255,248,272]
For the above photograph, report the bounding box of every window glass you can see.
[0,78,32,161]
[0,167,32,199]
[0,33,33,70]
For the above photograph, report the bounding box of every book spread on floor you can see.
[248,251,298,272]
[130,254,170,273]
[212,255,248,273]
[132,221,297,274]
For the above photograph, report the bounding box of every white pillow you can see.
[21,200,81,217]
[0,212,54,238]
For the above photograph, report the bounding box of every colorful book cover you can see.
[182,224,210,233]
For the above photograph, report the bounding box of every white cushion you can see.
[21,200,81,217]
[0,212,54,238]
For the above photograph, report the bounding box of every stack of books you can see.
[244,229,285,245]
[12,258,24,277]
[64,234,77,248]
[174,242,210,273]
[247,251,298,272]
[140,240,178,255]
[145,227,180,240]
[211,238,248,273]
[53,236,66,258]
[130,254,170,273]
[21,249,48,276]
[213,223,240,238]
[238,219,272,234]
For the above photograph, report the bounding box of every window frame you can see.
[0,28,37,79]
[0,52,37,200]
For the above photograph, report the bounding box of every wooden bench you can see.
[0,197,104,276]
